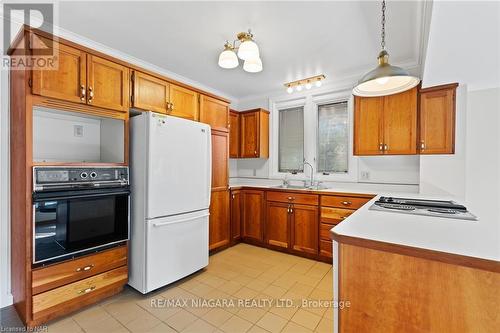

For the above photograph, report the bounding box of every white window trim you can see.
[269,89,358,183]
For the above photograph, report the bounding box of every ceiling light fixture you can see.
[352,0,420,97]
[218,29,262,73]
[284,75,326,94]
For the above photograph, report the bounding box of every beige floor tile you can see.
[104,301,146,325]
[268,305,299,320]
[217,280,243,295]
[315,316,333,333]
[202,274,228,288]
[231,274,254,285]
[124,311,161,332]
[164,308,198,332]
[290,308,322,331]
[247,325,270,333]
[235,307,267,323]
[82,317,128,333]
[233,287,259,300]
[144,322,177,333]
[272,276,298,290]
[255,312,288,333]
[219,315,253,333]
[142,302,182,321]
[189,281,216,297]
[323,308,333,320]
[46,317,84,333]
[73,306,113,328]
[282,321,313,333]
[261,284,287,298]
[246,279,269,292]
[202,308,233,327]
[289,282,315,298]
[182,318,217,333]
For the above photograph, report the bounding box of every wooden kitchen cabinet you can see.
[240,109,269,158]
[242,190,265,242]
[209,189,230,250]
[132,71,170,113]
[229,110,240,158]
[230,190,242,243]
[211,130,229,191]
[419,83,458,154]
[266,201,290,248]
[31,35,87,104]
[290,204,318,255]
[169,84,199,120]
[200,95,229,132]
[354,87,417,155]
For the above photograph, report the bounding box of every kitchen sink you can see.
[272,184,329,190]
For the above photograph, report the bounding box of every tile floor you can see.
[13,244,334,333]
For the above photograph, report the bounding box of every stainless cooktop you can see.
[369,197,478,221]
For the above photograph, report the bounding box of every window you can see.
[317,102,348,173]
[278,106,304,172]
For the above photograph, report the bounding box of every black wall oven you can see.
[33,167,130,265]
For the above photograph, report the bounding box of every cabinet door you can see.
[291,204,318,255]
[87,55,129,112]
[242,190,264,242]
[199,95,229,132]
[31,35,87,104]
[266,201,290,248]
[211,130,229,191]
[230,190,241,243]
[419,86,456,154]
[209,189,230,250]
[382,87,417,154]
[229,111,240,158]
[169,84,199,120]
[132,71,169,113]
[240,111,260,158]
[354,96,384,155]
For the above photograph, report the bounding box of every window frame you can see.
[278,105,305,173]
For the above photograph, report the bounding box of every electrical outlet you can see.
[360,171,370,180]
[74,125,84,137]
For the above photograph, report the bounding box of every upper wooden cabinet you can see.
[87,55,129,112]
[354,87,418,155]
[132,71,170,113]
[229,110,240,158]
[169,84,199,121]
[199,95,229,132]
[31,35,87,104]
[229,108,269,158]
[419,83,458,154]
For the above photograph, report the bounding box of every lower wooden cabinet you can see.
[230,190,241,243]
[209,189,230,250]
[242,190,265,242]
[290,204,319,255]
[266,201,290,248]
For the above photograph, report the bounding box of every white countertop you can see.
[229,178,499,262]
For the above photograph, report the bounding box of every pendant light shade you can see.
[353,1,420,97]
[243,57,263,73]
[353,50,420,97]
[218,45,238,69]
[238,39,259,61]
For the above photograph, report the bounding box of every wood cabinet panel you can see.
[229,111,240,158]
[419,84,457,154]
[266,191,319,206]
[320,223,334,240]
[169,84,199,120]
[320,195,372,210]
[383,87,417,154]
[240,111,259,158]
[266,201,290,248]
[209,189,230,250]
[319,240,333,258]
[87,55,129,112]
[291,204,318,255]
[211,130,229,191]
[320,207,355,224]
[242,190,265,242]
[354,96,384,155]
[32,246,127,295]
[200,95,229,132]
[32,266,128,320]
[132,71,169,113]
[31,35,87,104]
[230,190,242,243]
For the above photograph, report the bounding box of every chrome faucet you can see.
[303,161,314,188]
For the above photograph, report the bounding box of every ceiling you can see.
[57,1,424,100]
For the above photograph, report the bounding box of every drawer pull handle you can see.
[341,201,352,206]
[76,264,94,272]
[341,216,347,220]
[288,196,294,201]
[77,286,96,294]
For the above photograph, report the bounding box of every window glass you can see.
[317,102,348,173]
[279,107,304,172]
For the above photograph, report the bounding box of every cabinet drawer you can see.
[32,246,127,295]
[320,195,372,209]
[267,191,318,205]
[321,207,355,224]
[320,240,332,258]
[32,266,128,320]
[320,223,334,241]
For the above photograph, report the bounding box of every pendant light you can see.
[353,0,420,97]
[218,29,263,73]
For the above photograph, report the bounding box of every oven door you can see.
[33,187,130,264]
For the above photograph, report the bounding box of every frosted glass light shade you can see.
[237,40,259,61]
[218,49,238,69]
[243,57,262,73]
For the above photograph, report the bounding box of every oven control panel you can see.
[34,167,129,190]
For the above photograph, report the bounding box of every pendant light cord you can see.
[381,0,386,50]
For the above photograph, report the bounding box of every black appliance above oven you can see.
[32,166,130,265]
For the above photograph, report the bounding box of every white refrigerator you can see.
[128,112,211,294]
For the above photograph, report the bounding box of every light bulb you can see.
[287,86,293,94]
[296,85,303,92]
[376,77,389,84]
[315,80,322,87]
[305,82,312,89]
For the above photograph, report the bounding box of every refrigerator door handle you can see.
[152,213,210,228]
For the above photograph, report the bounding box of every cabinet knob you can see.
[232,194,235,199]
[80,85,86,101]
[384,144,388,151]
[76,264,94,272]
[170,102,174,111]
[341,201,352,206]
[379,143,384,151]
[420,141,425,150]
[288,196,294,201]
[254,150,257,156]
[77,286,96,294]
